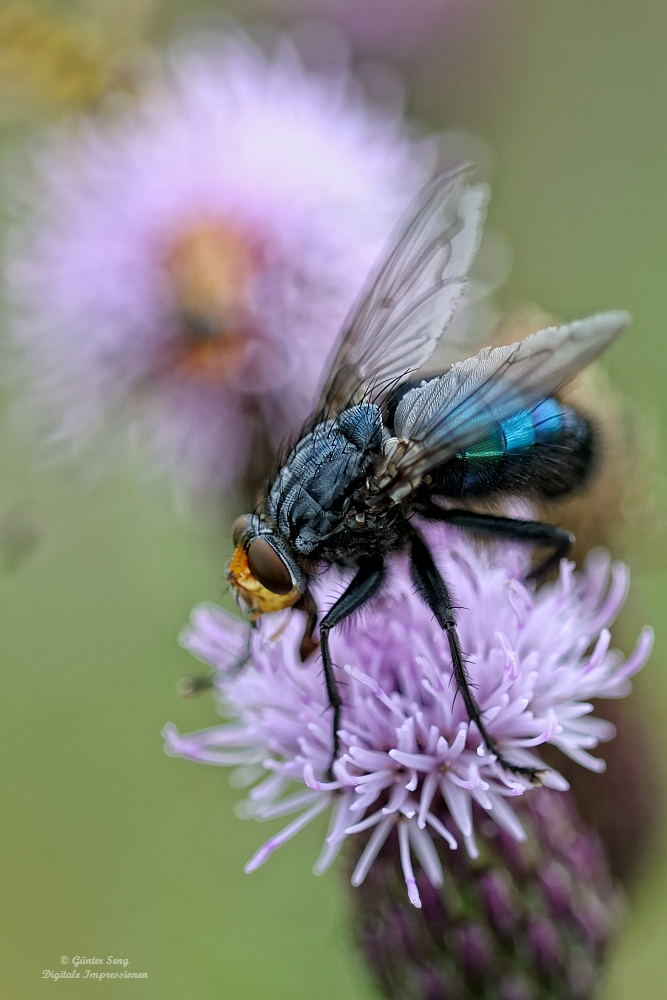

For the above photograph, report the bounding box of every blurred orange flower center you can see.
[164,221,258,382]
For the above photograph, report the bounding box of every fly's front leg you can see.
[319,557,385,779]
[294,589,319,661]
[409,529,543,783]
[419,504,574,583]
[177,621,254,696]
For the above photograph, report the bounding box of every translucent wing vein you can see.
[315,164,490,415]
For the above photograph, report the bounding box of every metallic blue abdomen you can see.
[434,398,593,498]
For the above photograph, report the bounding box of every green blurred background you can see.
[2,1,666,997]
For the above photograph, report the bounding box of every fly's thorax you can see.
[265,405,385,555]
[227,514,305,618]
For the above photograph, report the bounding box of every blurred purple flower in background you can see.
[280,0,480,61]
[165,522,652,907]
[5,30,431,499]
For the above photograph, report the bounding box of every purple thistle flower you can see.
[6,30,431,498]
[552,697,659,884]
[349,788,621,999]
[164,522,652,907]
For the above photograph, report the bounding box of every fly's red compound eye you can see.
[232,515,251,545]
[247,537,294,595]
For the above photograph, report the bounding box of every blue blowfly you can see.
[227,164,629,782]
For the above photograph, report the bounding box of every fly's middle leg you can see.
[409,529,544,784]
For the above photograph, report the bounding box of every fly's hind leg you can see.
[409,529,544,784]
[317,557,385,780]
[419,504,574,583]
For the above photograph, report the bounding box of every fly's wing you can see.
[386,311,630,487]
[315,164,490,416]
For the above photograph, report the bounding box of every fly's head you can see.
[227,514,305,619]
